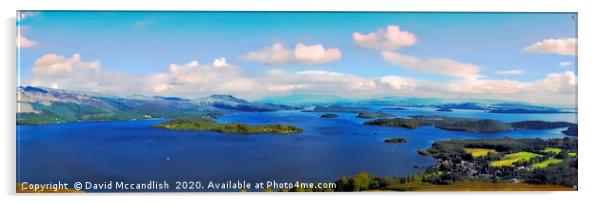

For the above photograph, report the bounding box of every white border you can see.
[2,1,601,204]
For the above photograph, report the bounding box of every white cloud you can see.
[29,53,577,106]
[377,76,417,90]
[30,54,257,97]
[17,26,36,48]
[559,61,572,67]
[443,70,577,105]
[258,70,416,98]
[293,44,342,64]
[528,70,577,94]
[353,25,417,50]
[446,78,528,95]
[496,69,524,75]
[382,51,480,78]
[523,38,577,56]
[243,43,341,65]
[213,57,229,67]
[18,34,37,48]
[32,53,101,79]
[31,53,171,94]
[165,57,255,95]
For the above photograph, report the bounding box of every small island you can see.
[384,138,408,143]
[153,118,303,134]
[364,116,511,133]
[320,113,338,118]
[382,107,408,111]
[356,112,395,118]
[489,108,572,114]
[364,115,578,134]
[363,118,433,129]
[302,105,372,113]
[433,118,511,133]
[436,107,452,112]
[510,120,575,130]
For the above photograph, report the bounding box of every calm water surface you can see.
[16,108,575,191]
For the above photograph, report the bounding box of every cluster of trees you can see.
[510,120,575,130]
[526,158,577,187]
[363,117,512,133]
[363,116,579,135]
[429,137,576,155]
[434,119,512,133]
[363,118,433,129]
[319,113,338,118]
[278,172,406,192]
[154,118,303,134]
[356,112,395,118]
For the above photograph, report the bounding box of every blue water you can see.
[16,108,575,192]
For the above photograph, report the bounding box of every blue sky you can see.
[17,12,578,106]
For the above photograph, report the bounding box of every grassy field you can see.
[531,158,564,169]
[543,147,562,154]
[490,151,542,167]
[464,148,497,158]
[385,181,575,191]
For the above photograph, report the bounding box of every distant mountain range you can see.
[262,94,576,114]
[198,94,295,112]
[17,86,575,125]
[434,102,575,114]
[16,86,292,125]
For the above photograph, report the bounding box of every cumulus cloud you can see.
[496,69,524,75]
[528,70,577,94]
[523,38,577,56]
[263,70,363,92]
[28,53,577,106]
[33,53,100,77]
[28,53,418,99]
[213,57,229,67]
[353,25,417,50]
[18,34,37,48]
[17,26,36,48]
[377,76,418,90]
[257,70,418,98]
[31,53,169,94]
[443,70,577,105]
[446,78,528,95]
[29,53,256,97]
[382,51,480,78]
[164,57,255,95]
[243,43,341,65]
